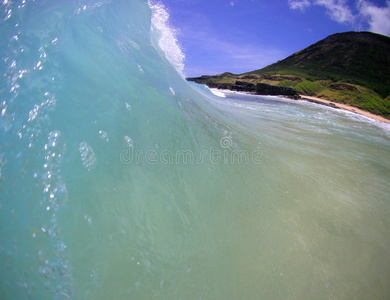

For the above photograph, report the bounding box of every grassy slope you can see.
[278,80,390,118]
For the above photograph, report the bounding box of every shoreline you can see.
[211,88,390,125]
[300,95,390,125]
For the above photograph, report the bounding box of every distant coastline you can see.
[187,31,390,121]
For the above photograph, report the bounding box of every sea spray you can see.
[149,0,186,75]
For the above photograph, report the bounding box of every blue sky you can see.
[159,0,390,77]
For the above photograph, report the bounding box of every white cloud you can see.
[314,0,355,24]
[358,0,390,36]
[288,0,355,23]
[287,0,390,36]
[288,0,311,11]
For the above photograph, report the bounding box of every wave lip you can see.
[149,0,186,75]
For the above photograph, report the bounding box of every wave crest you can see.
[149,1,186,75]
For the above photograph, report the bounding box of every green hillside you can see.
[250,31,390,98]
[188,32,390,119]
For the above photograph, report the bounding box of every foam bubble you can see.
[124,135,133,147]
[125,102,132,111]
[98,130,109,142]
[79,142,96,171]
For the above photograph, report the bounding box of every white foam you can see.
[210,88,226,98]
[148,1,185,75]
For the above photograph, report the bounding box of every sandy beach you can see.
[300,95,390,125]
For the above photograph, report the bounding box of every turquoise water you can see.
[1,0,390,299]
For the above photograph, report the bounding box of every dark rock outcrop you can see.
[187,77,299,98]
[255,83,299,97]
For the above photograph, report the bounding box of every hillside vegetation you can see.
[188,32,390,119]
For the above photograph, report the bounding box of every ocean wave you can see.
[0,0,390,299]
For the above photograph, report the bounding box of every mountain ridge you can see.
[249,31,390,97]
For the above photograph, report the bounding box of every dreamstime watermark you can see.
[120,136,263,165]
